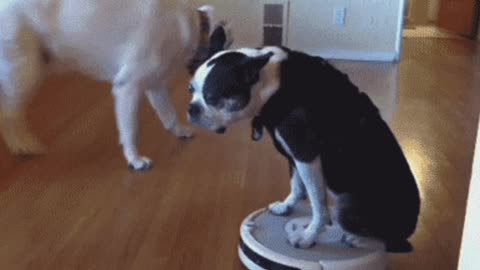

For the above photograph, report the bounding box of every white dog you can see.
[0,0,232,170]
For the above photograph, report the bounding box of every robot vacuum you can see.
[238,201,388,270]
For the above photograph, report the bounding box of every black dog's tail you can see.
[385,239,413,253]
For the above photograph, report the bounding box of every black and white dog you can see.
[187,46,421,252]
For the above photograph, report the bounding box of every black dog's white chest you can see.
[273,130,293,157]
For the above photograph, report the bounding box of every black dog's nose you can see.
[188,103,201,117]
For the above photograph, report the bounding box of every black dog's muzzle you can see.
[215,127,227,134]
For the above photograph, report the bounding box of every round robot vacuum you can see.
[238,201,388,270]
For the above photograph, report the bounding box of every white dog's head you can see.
[188,47,288,134]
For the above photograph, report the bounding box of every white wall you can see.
[332,61,399,124]
[458,120,480,269]
[287,0,404,61]
[194,0,405,62]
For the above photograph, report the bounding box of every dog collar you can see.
[251,116,264,141]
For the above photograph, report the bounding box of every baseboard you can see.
[308,49,399,62]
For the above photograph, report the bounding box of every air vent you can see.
[263,1,289,46]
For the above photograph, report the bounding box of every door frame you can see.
[473,3,480,39]
[395,0,407,62]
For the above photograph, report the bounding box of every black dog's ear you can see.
[207,21,233,60]
[240,52,274,85]
[208,23,228,57]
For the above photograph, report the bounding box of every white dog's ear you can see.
[197,5,233,52]
[188,6,214,74]
[198,5,215,22]
[187,6,234,74]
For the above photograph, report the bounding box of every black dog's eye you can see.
[205,95,219,105]
[188,84,195,94]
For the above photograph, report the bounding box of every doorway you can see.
[403,0,479,40]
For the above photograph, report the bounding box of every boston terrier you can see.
[187,46,421,252]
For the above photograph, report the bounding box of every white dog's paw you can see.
[4,133,46,156]
[287,229,318,249]
[172,124,195,139]
[128,156,153,171]
[269,201,293,216]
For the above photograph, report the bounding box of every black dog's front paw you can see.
[268,201,293,216]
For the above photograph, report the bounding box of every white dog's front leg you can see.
[269,167,307,216]
[288,157,332,248]
[113,82,152,171]
[146,88,194,139]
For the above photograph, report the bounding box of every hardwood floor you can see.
[0,38,479,270]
